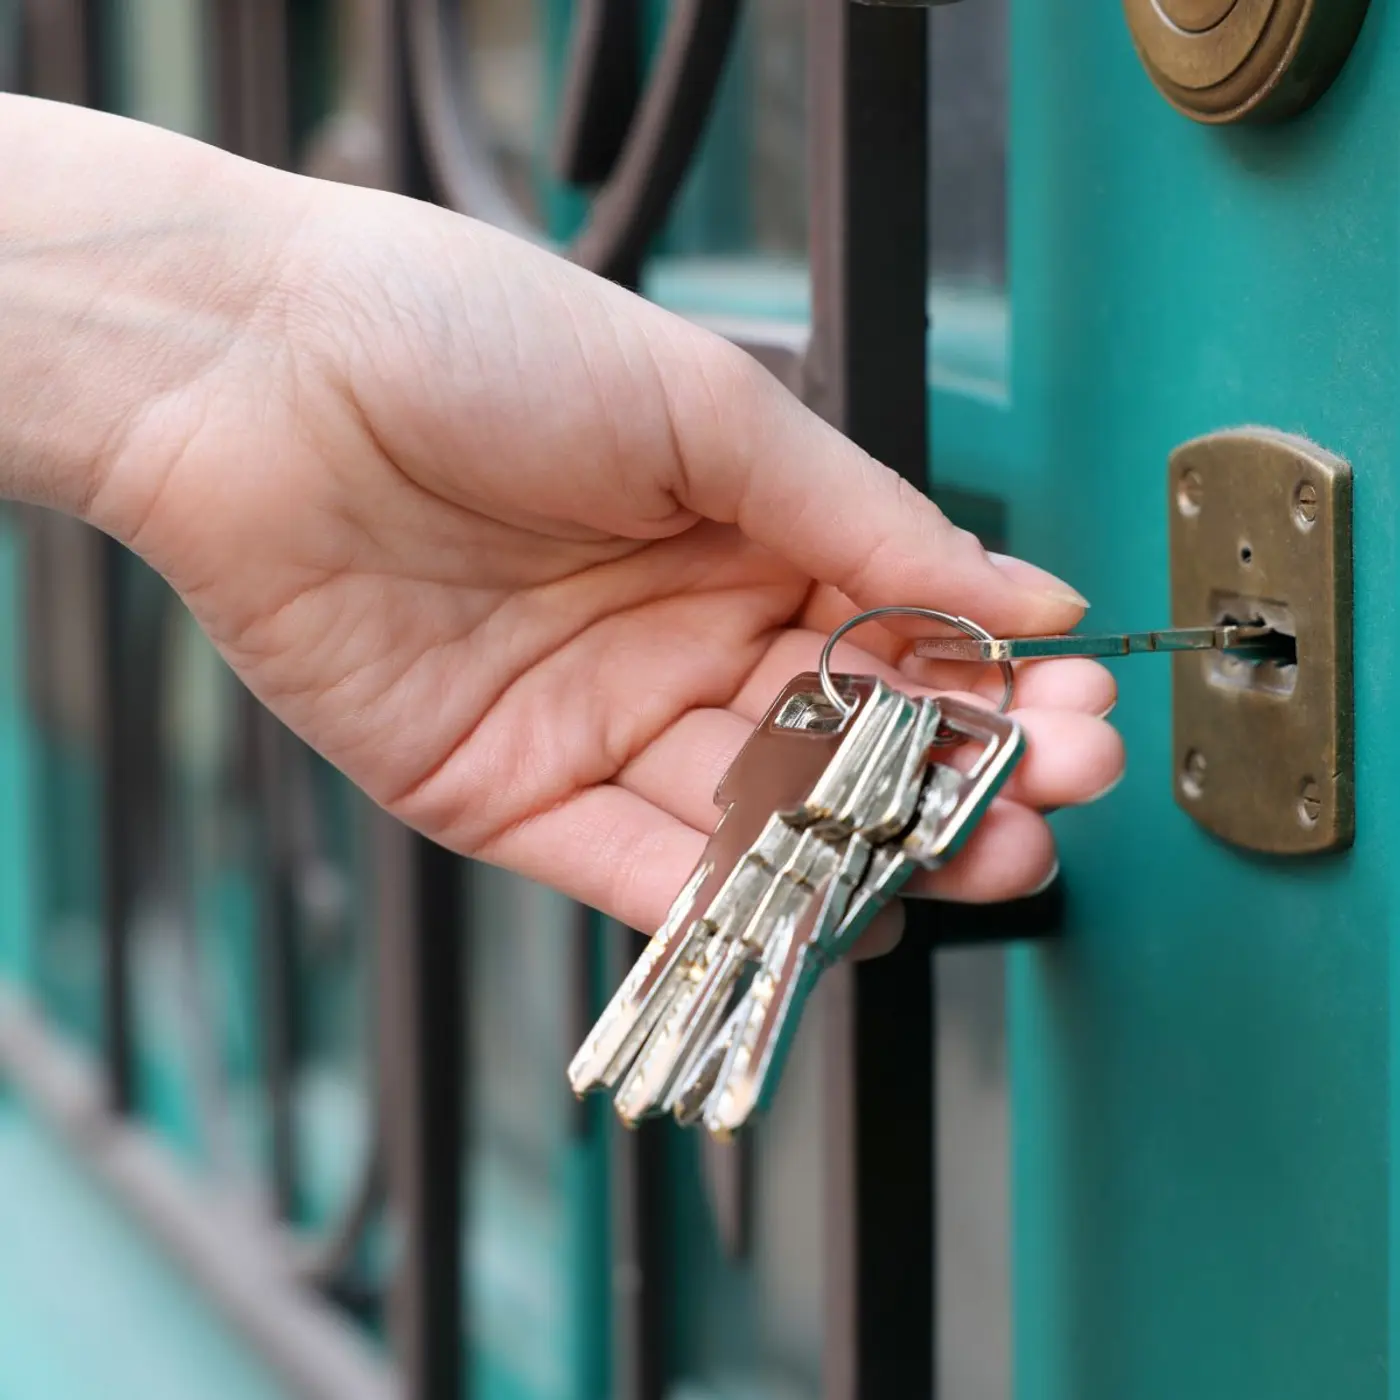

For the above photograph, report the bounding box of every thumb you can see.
[657,327,1087,638]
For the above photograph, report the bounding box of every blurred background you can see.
[0,3,1018,1398]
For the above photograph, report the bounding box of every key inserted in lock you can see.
[913,429,1352,854]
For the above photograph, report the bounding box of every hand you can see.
[8,100,1124,954]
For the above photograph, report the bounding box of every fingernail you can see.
[1027,859,1060,898]
[989,552,1089,608]
[1086,770,1126,803]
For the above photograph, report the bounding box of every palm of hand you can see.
[100,187,1122,947]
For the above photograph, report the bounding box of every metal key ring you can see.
[818,606,1017,719]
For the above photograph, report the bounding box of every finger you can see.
[616,703,1119,833]
[940,707,1124,809]
[474,784,706,937]
[848,902,905,961]
[474,781,907,965]
[905,656,1117,716]
[651,323,1089,636]
[905,801,1056,903]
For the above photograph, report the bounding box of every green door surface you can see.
[1001,6,1398,1398]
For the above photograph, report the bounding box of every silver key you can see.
[697,699,1023,1138]
[831,697,1025,953]
[568,672,888,1099]
[674,698,944,1134]
[613,685,917,1122]
[914,622,1289,663]
[644,816,852,1124]
[679,829,870,1135]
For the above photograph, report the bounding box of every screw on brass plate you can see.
[1181,748,1207,800]
[1293,480,1319,530]
[1177,468,1204,518]
[1298,778,1323,828]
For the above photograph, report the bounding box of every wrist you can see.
[0,95,310,540]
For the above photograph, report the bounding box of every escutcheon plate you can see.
[1169,428,1353,854]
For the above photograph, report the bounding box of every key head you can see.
[695,671,885,942]
[713,673,882,808]
[824,698,1026,958]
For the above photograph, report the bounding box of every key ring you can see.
[818,606,1017,719]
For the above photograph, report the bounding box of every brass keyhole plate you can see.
[1124,0,1372,124]
[1170,429,1353,855]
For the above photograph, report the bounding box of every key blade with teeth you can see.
[829,697,1026,956]
[682,698,942,1137]
[616,689,918,1121]
[567,672,887,1097]
[913,623,1293,663]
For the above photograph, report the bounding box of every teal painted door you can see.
[995,7,1398,1397]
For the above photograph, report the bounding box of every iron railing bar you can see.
[16,0,86,103]
[375,37,470,1393]
[373,806,465,1400]
[253,712,303,1221]
[607,924,669,1400]
[30,0,140,1121]
[97,539,135,1113]
[568,0,741,279]
[907,877,1066,947]
[210,0,290,169]
[805,3,936,1396]
[552,0,643,187]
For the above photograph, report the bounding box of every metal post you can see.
[607,924,668,1400]
[805,3,936,1396]
[375,814,464,1400]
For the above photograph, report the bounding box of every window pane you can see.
[929,0,1008,288]
[464,0,545,222]
[0,515,26,983]
[27,515,105,1050]
[132,586,265,1178]
[747,0,807,259]
[664,0,807,265]
[115,0,211,138]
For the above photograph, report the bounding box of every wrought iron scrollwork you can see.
[405,0,742,279]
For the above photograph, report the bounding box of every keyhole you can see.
[1239,542,1254,567]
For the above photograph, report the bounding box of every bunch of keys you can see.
[567,606,1026,1141]
[569,598,1282,1137]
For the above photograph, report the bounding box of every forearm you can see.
[0,95,307,532]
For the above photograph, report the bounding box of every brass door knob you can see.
[1123,0,1371,124]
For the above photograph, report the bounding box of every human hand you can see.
[6,99,1124,953]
